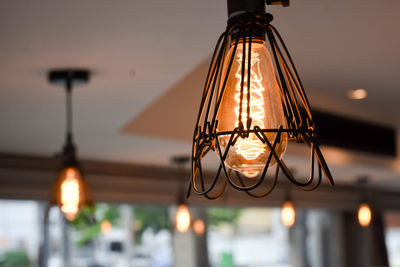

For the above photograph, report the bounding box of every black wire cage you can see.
[188,0,334,199]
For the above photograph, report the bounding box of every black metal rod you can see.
[65,80,73,144]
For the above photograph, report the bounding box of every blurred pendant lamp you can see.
[281,191,295,227]
[173,156,191,233]
[358,203,372,227]
[189,0,334,199]
[193,219,205,235]
[49,69,93,221]
[357,177,372,227]
[176,203,191,233]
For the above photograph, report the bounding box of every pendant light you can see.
[49,69,93,221]
[189,0,334,199]
[281,201,295,227]
[357,203,372,227]
[356,177,372,227]
[281,191,295,227]
[176,204,191,233]
[193,219,205,235]
[173,156,192,233]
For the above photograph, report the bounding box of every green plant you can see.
[0,249,31,267]
[70,204,121,246]
[133,205,170,244]
[207,207,242,227]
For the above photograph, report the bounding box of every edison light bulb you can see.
[217,41,287,178]
[176,204,191,233]
[281,201,296,227]
[358,203,372,227]
[58,167,82,221]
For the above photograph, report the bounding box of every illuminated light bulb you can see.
[193,219,205,235]
[57,167,82,221]
[347,89,368,100]
[101,220,112,234]
[358,203,372,227]
[176,204,191,233]
[281,201,296,227]
[217,42,288,178]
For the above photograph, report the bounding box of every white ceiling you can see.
[0,0,399,186]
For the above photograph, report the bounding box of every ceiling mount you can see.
[171,155,190,166]
[266,0,289,7]
[48,69,90,89]
[228,0,289,16]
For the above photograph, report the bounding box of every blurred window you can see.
[385,212,400,267]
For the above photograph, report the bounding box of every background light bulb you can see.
[281,201,296,227]
[358,203,372,227]
[217,42,287,178]
[57,167,82,221]
[101,220,112,234]
[176,204,191,233]
[193,219,205,235]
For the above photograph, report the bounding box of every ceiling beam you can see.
[1,152,400,211]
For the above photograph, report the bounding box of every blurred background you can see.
[0,0,400,266]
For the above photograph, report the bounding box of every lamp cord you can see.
[65,78,73,144]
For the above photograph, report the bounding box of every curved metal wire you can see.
[189,12,334,199]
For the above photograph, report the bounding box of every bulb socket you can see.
[227,0,265,18]
[62,137,78,167]
[48,69,90,88]
[227,0,272,44]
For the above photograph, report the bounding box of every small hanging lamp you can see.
[356,178,372,227]
[193,219,206,235]
[49,69,93,221]
[358,203,372,227]
[189,0,334,199]
[281,191,295,227]
[172,156,192,233]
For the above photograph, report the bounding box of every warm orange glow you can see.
[193,219,205,235]
[347,89,368,100]
[217,42,287,178]
[233,52,266,166]
[281,201,296,227]
[358,203,372,227]
[101,220,112,234]
[60,168,80,221]
[176,204,191,233]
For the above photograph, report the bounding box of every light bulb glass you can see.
[358,203,372,227]
[281,201,295,227]
[176,204,191,233]
[217,41,287,178]
[101,220,112,234]
[58,167,82,221]
[347,89,368,100]
[193,219,205,235]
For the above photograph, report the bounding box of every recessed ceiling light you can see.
[347,89,368,100]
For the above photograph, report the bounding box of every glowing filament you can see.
[60,168,80,221]
[234,51,265,162]
[216,42,288,178]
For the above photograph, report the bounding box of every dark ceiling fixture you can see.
[48,69,93,221]
[189,0,334,199]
